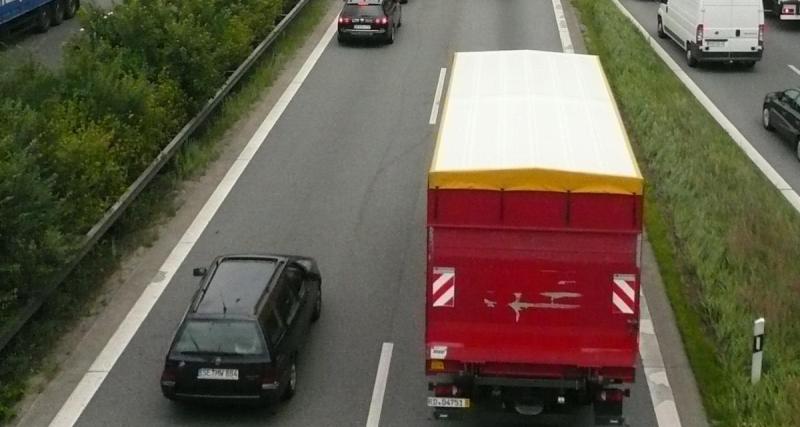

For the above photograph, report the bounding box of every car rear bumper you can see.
[338,28,387,37]
[162,385,280,404]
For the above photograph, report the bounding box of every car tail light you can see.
[696,24,704,44]
[758,24,764,44]
[376,16,388,25]
[597,388,627,403]
[261,364,279,390]
[338,16,351,25]
[160,363,177,386]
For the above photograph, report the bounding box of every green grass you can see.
[572,0,800,425]
[0,0,330,423]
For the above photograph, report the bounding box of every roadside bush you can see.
[0,0,285,333]
[574,0,800,425]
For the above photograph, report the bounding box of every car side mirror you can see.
[193,267,207,277]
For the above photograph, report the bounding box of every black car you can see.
[160,254,322,404]
[338,0,402,44]
[763,88,800,160]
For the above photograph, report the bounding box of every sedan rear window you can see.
[342,4,382,17]
[173,320,266,356]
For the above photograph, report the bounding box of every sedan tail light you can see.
[375,16,388,26]
[696,24,704,44]
[338,16,351,25]
[261,364,279,390]
[160,363,177,387]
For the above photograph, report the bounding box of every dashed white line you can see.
[789,64,800,77]
[365,342,394,427]
[551,0,575,53]
[48,16,340,427]
[429,68,447,125]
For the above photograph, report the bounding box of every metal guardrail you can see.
[0,0,314,352]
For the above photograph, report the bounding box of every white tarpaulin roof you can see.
[430,50,643,194]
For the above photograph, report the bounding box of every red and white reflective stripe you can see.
[431,267,455,307]
[612,274,636,314]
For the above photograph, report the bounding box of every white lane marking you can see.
[429,68,447,125]
[551,0,574,53]
[48,17,340,427]
[789,64,800,77]
[366,343,394,427]
[640,291,683,427]
[611,0,800,211]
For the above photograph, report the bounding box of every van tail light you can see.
[160,363,177,387]
[696,24,704,44]
[261,364,279,390]
[758,24,764,45]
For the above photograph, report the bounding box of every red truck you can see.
[425,50,643,426]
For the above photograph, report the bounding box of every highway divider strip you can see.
[47,14,339,427]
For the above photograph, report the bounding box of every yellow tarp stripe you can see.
[428,168,643,195]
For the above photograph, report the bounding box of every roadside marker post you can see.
[751,318,765,385]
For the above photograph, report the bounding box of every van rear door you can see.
[702,0,762,50]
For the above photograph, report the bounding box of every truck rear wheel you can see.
[51,0,65,26]
[35,6,52,33]
[63,0,78,20]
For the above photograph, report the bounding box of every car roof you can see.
[192,255,284,317]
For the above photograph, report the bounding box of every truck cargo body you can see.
[425,50,644,425]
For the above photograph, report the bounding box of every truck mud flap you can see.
[594,400,625,426]
[432,408,466,421]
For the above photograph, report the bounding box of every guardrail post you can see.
[751,317,765,384]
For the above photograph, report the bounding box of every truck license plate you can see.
[427,397,470,408]
[197,368,239,380]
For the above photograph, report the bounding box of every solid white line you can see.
[429,68,447,125]
[640,291,683,427]
[789,64,800,77]
[551,0,575,53]
[611,0,800,213]
[365,343,394,427]
[48,17,340,427]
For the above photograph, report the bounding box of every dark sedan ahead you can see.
[764,88,800,160]
[338,0,401,45]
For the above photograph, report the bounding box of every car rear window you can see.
[342,4,382,17]
[173,319,267,357]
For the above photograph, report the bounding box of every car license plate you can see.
[707,41,725,47]
[354,24,371,30]
[197,368,239,380]
[427,397,470,408]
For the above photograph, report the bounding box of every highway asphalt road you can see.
[621,0,800,192]
[49,1,664,426]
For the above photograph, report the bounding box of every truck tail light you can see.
[696,24,704,44]
[427,359,461,374]
[433,384,462,397]
[598,388,627,403]
[758,24,764,45]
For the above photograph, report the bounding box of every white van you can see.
[657,0,764,67]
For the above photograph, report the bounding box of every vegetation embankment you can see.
[573,0,800,425]
[0,0,330,421]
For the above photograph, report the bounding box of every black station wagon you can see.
[160,254,322,404]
